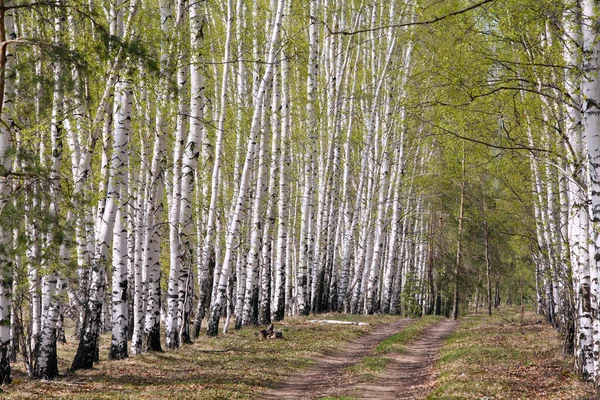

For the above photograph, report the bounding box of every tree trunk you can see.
[206,0,286,336]
[35,7,65,377]
[452,146,465,321]
[192,0,232,338]
[109,77,133,360]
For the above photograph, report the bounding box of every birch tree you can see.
[108,78,132,360]
[192,0,232,338]
[34,4,65,379]
[207,0,286,336]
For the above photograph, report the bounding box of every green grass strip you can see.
[347,355,390,376]
[375,315,444,354]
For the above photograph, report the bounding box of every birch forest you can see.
[1,0,600,392]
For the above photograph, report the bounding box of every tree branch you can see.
[325,0,496,36]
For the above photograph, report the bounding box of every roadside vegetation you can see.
[2,314,399,399]
[428,308,594,400]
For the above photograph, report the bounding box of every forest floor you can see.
[0,309,594,399]
[259,316,455,399]
[428,308,595,400]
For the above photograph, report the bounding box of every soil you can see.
[258,318,458,400]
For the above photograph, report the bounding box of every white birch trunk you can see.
[207,0,286,335]
[381,143,404,313]
[563,2,591,377]
[259,60,281,324]
[71,0,139,370]
[186,0,207,340]
[35,7,64,377]
[109,78,132,360]
[272,45,290,321]
[177,0,205,344]
[166,2,189,348]
[242,128,268,326]
[297,0,319,316]
[130,128,148,355]
[193,0,233,336]
[109,208,128,360]
[141,0,179,353]
[581,0,600,380]
[365,126,391,314]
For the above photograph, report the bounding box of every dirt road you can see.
[258,318,458,400]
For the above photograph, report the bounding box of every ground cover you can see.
[3,314,399,399]
[428,308,595,400]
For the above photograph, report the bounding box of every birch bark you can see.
[166,1,189,349]
[108,78,132,360]
[192,0,233,337]
[272,44,290,321]
[207,0,286,335]
[581,0,599,380]
[35,6,64,378]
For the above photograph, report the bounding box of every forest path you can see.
[347,318,459,399]
[257,318,458,400]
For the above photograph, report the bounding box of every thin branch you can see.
[418,117,552,154]
[4,1,63,10]
[325,0,496,36]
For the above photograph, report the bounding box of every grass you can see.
[427,308,595,400]
[375,315,443,354]
[346,356,390,378]
[6,309,592,399]
[3,313,401,399]
[343,315,443,384]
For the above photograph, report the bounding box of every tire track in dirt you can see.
[257,318,415,400]
[348,318,459,399]
[257,318,459,400]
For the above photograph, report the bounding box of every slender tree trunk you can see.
[71,0,139,370]
[166,1,189,349]
[35,6,64,377]
[259,62,281,325]
[109,78,132,360]
[207,0,286,336]
[192,0,233,338]
[452,146,466,321]
[176,0,205,345]
[484,202,492,317]
[130,128,148,355]
[297,0,319,316]
[272,43,290,321]
[581,0,599,380]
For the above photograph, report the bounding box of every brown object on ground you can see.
[257,318,417,400]
[349,319,459,399]
[257,323,283,339]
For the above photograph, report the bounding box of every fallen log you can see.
[308,320,370,326]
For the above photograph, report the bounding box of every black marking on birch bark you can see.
[143,322,162,352]
[581,283,591,313]
[0,343,11,384]
[109,331,129,360]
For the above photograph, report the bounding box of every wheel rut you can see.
[257,318,414,400]
[348,318,459,399]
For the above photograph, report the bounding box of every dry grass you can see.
[428,308,595,400]
[3,314,400,399]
